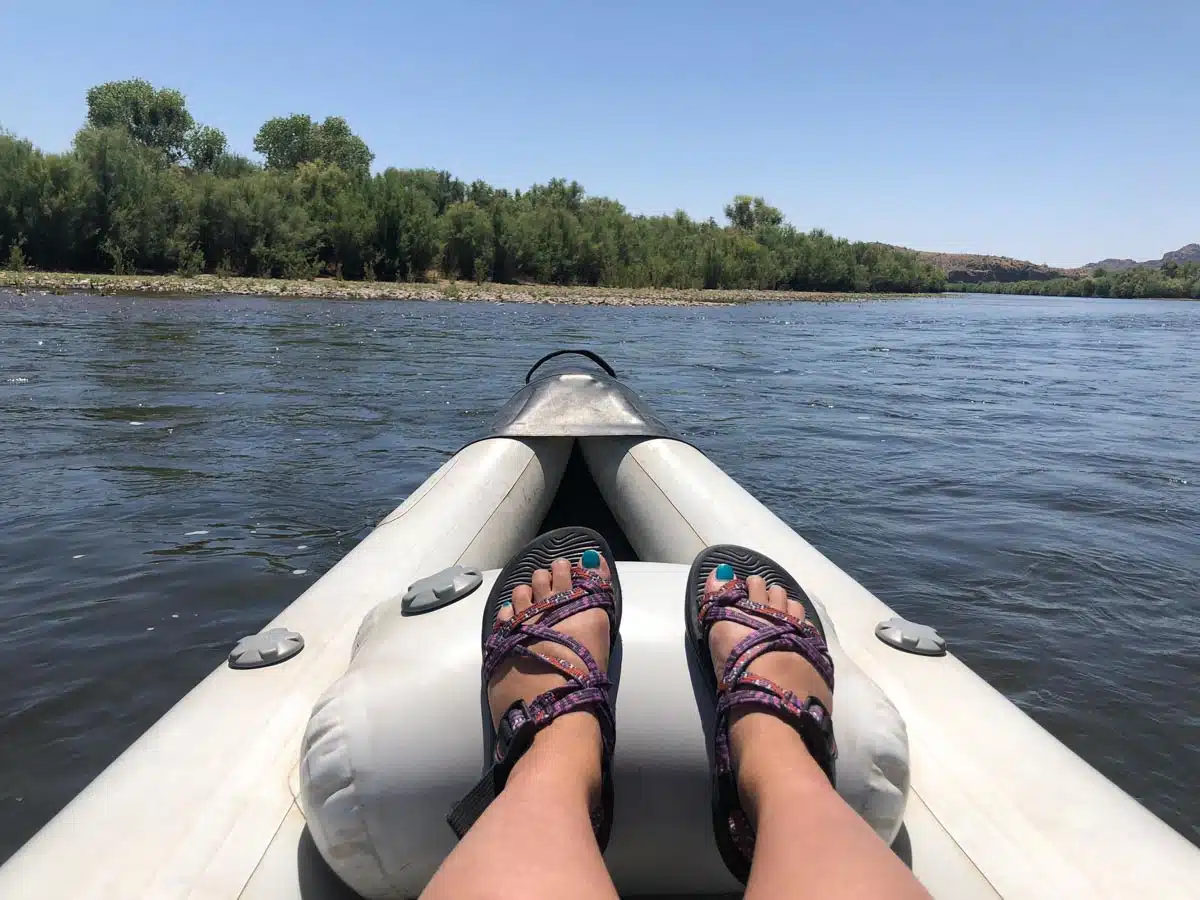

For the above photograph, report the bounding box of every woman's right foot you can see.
[703,566,835,812]
[698,558,929,898]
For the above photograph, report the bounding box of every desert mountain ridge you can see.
[893,243,1197,283]
[1084,243,1200,272]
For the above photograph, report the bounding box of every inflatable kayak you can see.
[1,350,1196,899]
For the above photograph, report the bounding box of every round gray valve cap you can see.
[229,627,305,669]
[875,617,947,656]
[402,565,483,615]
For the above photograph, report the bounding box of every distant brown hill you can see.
[1088,258,1139,271]
[895,248,1081,283]
[1086,243,1200,271]
[904,242,1200,282]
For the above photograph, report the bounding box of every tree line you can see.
[0,79,946,292]
[946,263,1200,300]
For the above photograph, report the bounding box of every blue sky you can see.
[2,0,1196,267]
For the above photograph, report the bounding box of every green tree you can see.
[253,114,317,170]
[212,153,259,178]
[296,162,374,278]
[371,169,440,281]
[393,168,465,215]
[724,195,783,232]
[2,82,953,293]
[313,116,373,177]
[253,114,372,176]
[0,134,44,263]
[85,79,195,161]
[72,126,186,273]
[441,201,493,282]
[184,126,227,172]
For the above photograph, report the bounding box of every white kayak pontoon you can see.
[2,350,1197,899]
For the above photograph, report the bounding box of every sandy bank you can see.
[0,271,932,306]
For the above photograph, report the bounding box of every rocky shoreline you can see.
[0,271,929,306]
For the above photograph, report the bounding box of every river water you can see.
[1,291,1197,863]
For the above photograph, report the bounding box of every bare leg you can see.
[705,570,930,900]
[421,558,619,900]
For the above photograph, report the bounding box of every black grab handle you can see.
[525,349,617,383]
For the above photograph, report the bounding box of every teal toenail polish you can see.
[715,563,735,581]
[582,549,601,569]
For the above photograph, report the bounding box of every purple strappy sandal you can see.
[686,544,836,884]
[447,527,622,849]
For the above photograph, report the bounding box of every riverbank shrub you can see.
[947,265,1200,300]
[0,80,946,292]
[6,242,25,271]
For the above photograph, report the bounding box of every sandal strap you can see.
[700,578,834,692]
[709,678,837,883]
[714,676,836,779]
[702,577,838,883]
[494,678,616,763]
[446,688,617,843]
[447,565,617,846]
[482,565,616,688]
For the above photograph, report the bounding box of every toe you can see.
[582,550,611,581]
[746,574,769,606]
[786,596,807,623]
[706,563,735,598]
[531,568,552,601]
[767,584,788,612]
[501,584,527,622]
[551,558,572,593]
